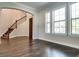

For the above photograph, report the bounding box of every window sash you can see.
[71,3,79,34]
[71,18,79,34]
[52,7,66,34]
[54,7,65,21]
[54,20,65,33]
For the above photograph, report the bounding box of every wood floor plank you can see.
[0,36,79,57]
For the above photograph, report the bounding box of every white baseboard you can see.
[10,35,29,38]
[10,36,37,40]
[39,37,79,49]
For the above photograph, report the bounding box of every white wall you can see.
[0,2,38,39]
[38,2,79,49]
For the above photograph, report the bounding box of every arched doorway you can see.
[0,8,33,45]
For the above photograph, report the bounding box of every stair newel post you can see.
[7,28,10,44]
[16,20,17,29]
[29,17,33,46]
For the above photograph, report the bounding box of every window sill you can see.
[68,34,79,38]
[45,33,67,37]
[52,33,67,36]
[45,33,79,38]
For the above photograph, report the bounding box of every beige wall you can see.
[10,13,32,38]
[0,9,25,36]
[0,2,38,39]
[0,9,33,38]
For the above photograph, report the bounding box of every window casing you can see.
[45,7,66,34]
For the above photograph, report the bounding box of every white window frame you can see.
[45,2,79,37]
[70,2,79,36]
[52,7,66,34]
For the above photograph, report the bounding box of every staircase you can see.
[1,15,27,39]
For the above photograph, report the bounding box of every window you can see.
[71,3,79,34]
[45,11,51,33]
[52,7,66,33]
[45,2,79,36]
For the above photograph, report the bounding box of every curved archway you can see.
[0,7,34,16]
[0,8,33,45]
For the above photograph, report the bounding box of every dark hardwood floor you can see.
[0,36,79,57]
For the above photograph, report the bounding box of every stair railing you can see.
[10,15,27,30]
[1,15,27,39]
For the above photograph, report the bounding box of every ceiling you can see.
[18,2,49,9]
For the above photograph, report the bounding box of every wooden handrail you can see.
[10,15,27,28]
[10,20,17,28]
[17,15,26,21]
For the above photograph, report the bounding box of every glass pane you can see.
[76,9,79,18]
[72,11,76,18]
[60,14,65,20]
[59,8,65,15]
[55,15,60,21]
[71,3,76,18]
[76,27,79,34]
[55,9,60,21]
[72,27,76,34]
[60,28,65,33]
[55,28,60,33]
[76,3,79,10]
[72,20,76,27]
[60,21,65,28]
[76,19,79,26]
[55,22,60,28]
[55,9,59,16]
[47,23,50,33]
[59,7,65,20]
[71,3,79,18]
[46,12,50,22]
[55,7,65,21]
